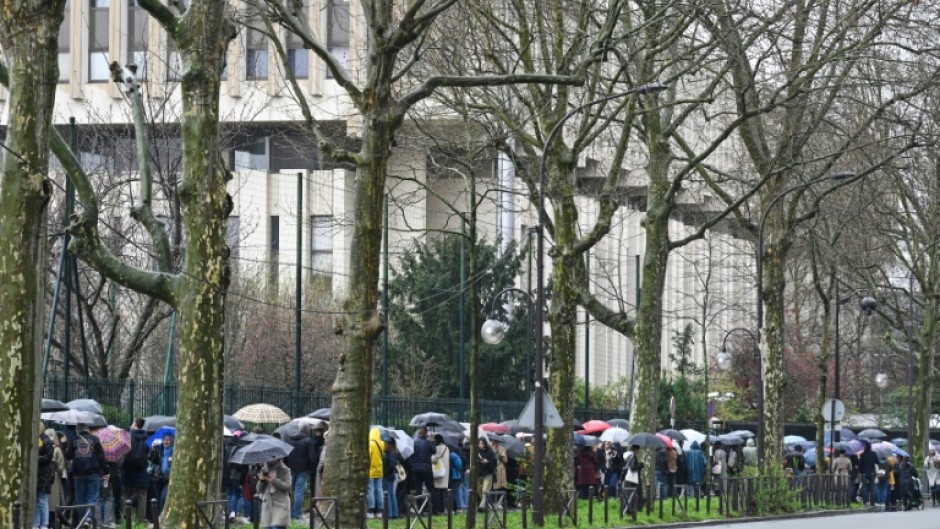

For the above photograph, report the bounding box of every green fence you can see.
[43,376,624,428]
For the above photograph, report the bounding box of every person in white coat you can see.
[923,448,940,506]
[431,435,451,515]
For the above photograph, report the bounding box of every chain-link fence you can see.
[43,376,624,428]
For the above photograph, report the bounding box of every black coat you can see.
[859,450,878,475]
[411,438,435,473]
[478,446,496,476]
[284,431,318,474]
[37,434,55,493]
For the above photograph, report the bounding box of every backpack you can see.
[450,451,463,480]
[71,433,99,475]
[125,433,149,471]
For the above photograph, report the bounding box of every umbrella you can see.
[146,426,176,447]
[233,404,291,425]
[783,435,807,445]
[307,408,331,420]
[371,426,395,442]
[680,429,707,451]
[390,430,414,459]
[857,429,887,440]
[224,426,234,437]
[42,398,69,413]
[481,423,509,435]
[715,434,743,446]
[655,433,674,448]
[847,439,866,455]
[804,447,818,468]
[224,415,246,431]
[409,412,457,428]
[274,418,328,438]
[230,436,294,465]
[607,419,629,429]
[495,434,526,459]
[578,420,610,435]
[238,432,275,445]
[599,427,630,445]
[143,415,176,432]
[658,429,687,442]
[95,426,131,463]
[42,409,107,427]
[624,432,667,449]
[67,398,103,415]
[571,418,584,431]
[891,438,908,447]
[500,420,532,435]
[727,430,755,439]
[573,434,600,447]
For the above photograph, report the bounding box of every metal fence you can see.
[42,376,623,428]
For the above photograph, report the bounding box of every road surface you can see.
[704,508,939,529]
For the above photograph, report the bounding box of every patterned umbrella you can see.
[233,404,291,425]
[95,426,132,463]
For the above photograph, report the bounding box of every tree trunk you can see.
[322,120,394,522]
[813,305,832,466]
[760,223,788,470]
[914,302,937,461]
[465,189,480,529]
[0,1,65,524]
[158,1,234,527]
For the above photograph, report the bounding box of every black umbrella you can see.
[224,415,246,431]
[143,415,176,432]
[625,432,667,449]
[715,434,744,446]
[500,420,532,435]
[410,412,457,428]
[237,433,277,445]
[858,429,887,440]
[307,408,331,420]
[230,437,294,465]
[42,399,69,413]
[495,434,526,459]
[658,429,687,442]
[571,418,584,431]
[607,419,630,430]
[67,398,103,415]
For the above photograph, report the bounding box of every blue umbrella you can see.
[783,435,807,444]
[891,438,908,447]
[805,448,817,467]
[146,426,176,447]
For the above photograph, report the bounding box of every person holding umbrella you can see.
[35,422,54,529]
[148,433,174,517]
[622,445,644,515]
[257,457,292,529]
[66,421,108,522]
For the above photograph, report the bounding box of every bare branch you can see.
[397,73,582,113]
[137,0,179,36]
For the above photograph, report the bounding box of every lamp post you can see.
[508,81,667,525]
[830,289,876,466]
[755,171,856,463]
[718,328,758,426]
[708,346,732,492]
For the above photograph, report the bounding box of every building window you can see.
[89,0,110,82]
[58,0,70,82]
[326,0,349,79]
[246,23,268,80]
[233,134,270,171]
[310,215,333,275]
[127,0,148,78]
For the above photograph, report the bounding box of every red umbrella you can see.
[655,432,674,449]
[481,423,509,435]
[94,426,132,463]
[578,420,611,435]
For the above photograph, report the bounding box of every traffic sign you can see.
[518,391,565,429]
[821,399,845,421]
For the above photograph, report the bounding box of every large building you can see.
[1,0,756,398]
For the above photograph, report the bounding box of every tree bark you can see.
[0,1,65,524]
[913,302,937,461]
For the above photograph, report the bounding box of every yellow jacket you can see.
[369,428,385,479]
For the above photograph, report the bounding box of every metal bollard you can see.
[151,499,161,529]
[588,486,594,523]
[124,500,133,529]
[446,489,453,529]
[603,485,609,524]
[12,501,21,529]
[253,495,262,529]
[383,491,390,529]
[521,491,528,529]
[359,492,366,529]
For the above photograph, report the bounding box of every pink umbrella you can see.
[481,423,509,435]
[578,420,612,435]
[655,433,674,449]
[95,426,132,463]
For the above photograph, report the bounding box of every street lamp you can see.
[830,289,875,465]
[755,171,857,463]
[718,328,758,422]
[526,81,666,525]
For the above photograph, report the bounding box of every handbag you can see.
[397,464,407,482]
[624,468,639,485]
[711,461,722,475]
[432,459,446,479]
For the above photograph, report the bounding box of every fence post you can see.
[588,486,594,523]
[12,500,21,529]
[124,500,133,529]
[253,495,261,529]
[359,492,366,529]
[603,485,609,524]
[446,489,453,529]
[383,491,390,529]
[521,489,527,529]
[151,499,160,529]
[128,379,136,427]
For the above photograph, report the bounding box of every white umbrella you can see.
[599,427,630,445]
[42,409,107,427]
[391,430,415,459]
[680,429,707,451]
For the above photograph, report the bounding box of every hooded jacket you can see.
[742,438,758,467]
[685,441,706,485]
[369,428,385,479]
[285,429,318,474]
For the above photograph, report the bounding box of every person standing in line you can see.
[148,434,174,517]
[430,434,451,514]
[35,423,54,529]
[711,442,728,496]
[47,429,67,518]
[603,442,624,499]
[366,428,386,519]
[575,446,598,499]
[66,422,108,522]
[832,448,852,504]
[257,458,292,529]
[410,428,435,503]
[923,447,940,506]
[383,439,400,518]
[685,441,706,497]
[476,439,496,511]
[622,445,644,514]
[665,446,678,498]
[857,440,877,506]
[284,423,317,521]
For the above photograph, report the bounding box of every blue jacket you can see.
[410,438,434,472]
[686,442,706,485]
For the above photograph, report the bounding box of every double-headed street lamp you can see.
[482,81,666,526]
[829,289,876,464]
[755,171,857,463]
